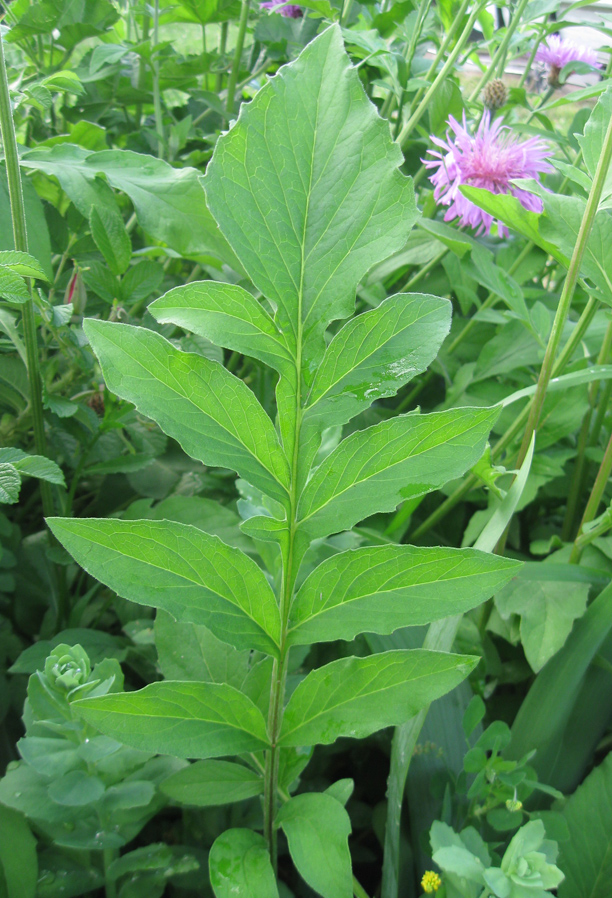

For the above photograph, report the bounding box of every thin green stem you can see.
[590,375,612,448]
[216,22,229,92]
[562,318,612,540]
[353,876,372,898]
[103,848,118,898]
[570,431,612,564]
[468,0,531,102]
[151,0,164,157]
[226,0,251,115]
[398,0,485,145]
[517,19,547,89]
[515,111,612,471]
[341,0,355,26]
[0,35,54,520]
[409,295,600,541]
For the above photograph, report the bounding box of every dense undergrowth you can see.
[0,1,612,897]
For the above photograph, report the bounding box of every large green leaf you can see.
[73,681,270,759]
[276,793,352,898]
[279,650,478,747]
[161,760,263,807]
[204,25,417,372]
[21,146,238,265]
[149,282,293,374]
[578,84,612,204]
[83,320,290,505]
[0,449,64,486]
[296,406,499,540]
[558,752,612,898]
[209,829,279,898]
[0,164,53,279]
[287,546,520,646]
[48,518,281,657]
[0,805,37,898]
[302,292,451,433]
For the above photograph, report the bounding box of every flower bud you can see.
[44,644,91,695]
[483,79,508,110]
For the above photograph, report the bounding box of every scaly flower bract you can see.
[424,112,554,236]
[260,0,303,17]
[536,34,599,74]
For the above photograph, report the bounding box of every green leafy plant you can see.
[47,27,521,894]
[0,643,193,898]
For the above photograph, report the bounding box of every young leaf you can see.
[149,282,293,374]
[0,250,49,281]
[0,463,21,504]
[204,25,417,371]
[209,829,279,898]
[297,406,499,540]
[0,265,29,304]
[0,448,65,486]
[276,793,352,898]
[287,546,520,646]
[89,204,132,276]
[279,650,478,747]
[83,320,290,505]
[73,681,270,758]
[161,760,263,807]
[47,517,282,657]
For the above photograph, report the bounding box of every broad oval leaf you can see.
[279,650,478,747]
[149,281,293,374]
[83,319,290,505]
[303,292,451,432]
[48,517,282,657]
[209,829,279,898]
[287,545,521,647]
[73,681,270,759]
[161,760,263,807]
[276,793,352,898]
[297,406,499,540]
[204,25,417,369]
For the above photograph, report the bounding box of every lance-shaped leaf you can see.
[73,681,270,759]
[297,406,499,540]
[209,829,279,898]
[276,793,352,898]
[279,650,478,747]
[203,25,417,369]
[149,282,293,374]
[83,320,290,505]
[161,760,264,807]
[302,293,451,434]
[287,546,521,647]
[48,518,281,657]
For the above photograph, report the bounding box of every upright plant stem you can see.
[515,112,612,471]
[0,35,54,520]
[468,0,530,102]
[226,0,251,115]
[398,0,485,145]
[517,19,547,89]
[152,0,164,157]
[216,22,229,91]
[562,318,612,540]
[570,431,612,564]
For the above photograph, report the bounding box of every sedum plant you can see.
[48,27,520,896]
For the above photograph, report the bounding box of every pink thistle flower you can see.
[536,35,599,81]
[424,112,554,236]
[260,0,303,16]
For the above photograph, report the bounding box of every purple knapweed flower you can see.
[260,0,303,17]
[424,112,554,236]
[536,35,600,85]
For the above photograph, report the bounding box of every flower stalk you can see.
[468,0,531,102]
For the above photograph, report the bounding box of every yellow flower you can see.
[506,798,523,812]
[421,870,442,893]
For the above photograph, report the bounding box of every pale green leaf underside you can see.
[288,545,520,646]
[302,292,451,432]
[279,649,478,747]
[204,25,417,368]
[209,829,279,898]
[149,281,293,374]
[161,760,263,807]
[297,406,499,539]
[0,448,65,485]
[48,517,281,657]
[83,319,290,505]
[73,681,270,759]
[276,793,352,898]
